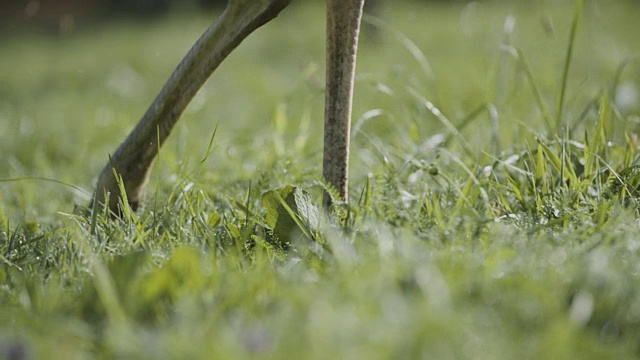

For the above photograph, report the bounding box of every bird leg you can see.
[323,0,365,209]
[92,0,290,215]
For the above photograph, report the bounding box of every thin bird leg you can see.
[92,0,290,215]
[323,0,365,209]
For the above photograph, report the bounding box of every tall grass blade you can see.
[611,57,640,101]
[594,93,610,160]
[200,122,219,164]
[556,0,583,133]
[442,103,499,155]
[408,88,477,161]
[112,169,131,221]
[513,48,554,131]
[496,16,516,109]
[0,177,91,198]
[363,14,434,80]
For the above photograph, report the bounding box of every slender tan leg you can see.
[92,0,290,214]
[323,0,365,209]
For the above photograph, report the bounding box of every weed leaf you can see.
[262,186,318,242]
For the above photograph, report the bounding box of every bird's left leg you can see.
[91,0,291,215]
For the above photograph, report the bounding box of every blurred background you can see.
[1,0,639,217]
[2,0,325,34]
[3,0,635,36]
[1,0,212,34]
[2,0,451,35]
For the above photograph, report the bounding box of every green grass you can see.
[2,0,640,358]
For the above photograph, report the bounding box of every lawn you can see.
[2,0,640,358]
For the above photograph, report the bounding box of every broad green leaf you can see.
[262,185,318,242]
[207,212,221,228]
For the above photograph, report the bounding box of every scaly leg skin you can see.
[323,0,365,209]
[92,0,290,215]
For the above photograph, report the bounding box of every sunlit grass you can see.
[2,1,640,358]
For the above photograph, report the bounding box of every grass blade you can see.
[555,0,583,133]
[513,48,554,132]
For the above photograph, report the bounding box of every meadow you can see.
[2,0,640,358]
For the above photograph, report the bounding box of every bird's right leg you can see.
[323,0,365,209]
[91,0,291,215]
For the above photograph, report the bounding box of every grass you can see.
[2,0,640,358]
